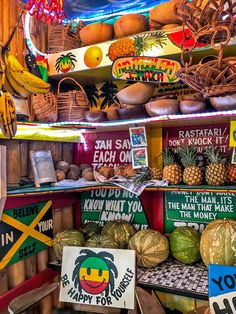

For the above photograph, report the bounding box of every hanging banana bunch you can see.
[0,10,51,139]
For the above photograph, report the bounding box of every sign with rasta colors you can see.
[60,247,136,309]
[165,191,236,233]
[81,189,149,230]
[111,56,181,83]
[230,120,236,147]
[0,201,53,269]
[208,264,236,313]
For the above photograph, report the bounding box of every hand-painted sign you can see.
[208,264,236,313]
[112,56,181,83]
[81,189,149,230]
[230,121,236,147]
[165,191,236,233]
[0,201,53,269]
[60,247,136,309]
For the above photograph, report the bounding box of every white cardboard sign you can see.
[59,247,136,309]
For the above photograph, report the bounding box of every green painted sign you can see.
[165,191,236,233]
[0,201,53,269]
[81,189,149,230]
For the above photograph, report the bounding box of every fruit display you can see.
[80,222,102,240]
[128,229,169,268]
[226,162,236,184]
[53,229,85,261]
[150,0,181,28]
[200,219,236,266]
[101,220,136,248]
[163,148,183,184]
[169,227,201,264]
[0,91,17,138]
[150,167,163,180]
[85,234,119,249]
[114,14,149,38]
[204,146,226,186]
[178,146,202,186]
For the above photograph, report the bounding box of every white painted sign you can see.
[209,264,236,314]
[60,247,136,309]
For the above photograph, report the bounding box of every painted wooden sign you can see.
[112,56,181,83]
[81,189,149,230]
[165,191,236,233]
[0,201,53,269]
[208,264,236,313]
[60,247,136,309]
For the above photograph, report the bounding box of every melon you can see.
[80,222,101,240]
[128,229,169,268]
[101,220,136,248]
[200,219,236,266]
[85,234,119,249]
[53,229,85,261]
[170,227,201,264]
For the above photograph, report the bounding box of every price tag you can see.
[208,264,236,313]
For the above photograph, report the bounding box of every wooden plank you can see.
[7,261,25,289]
[136,287,166,314]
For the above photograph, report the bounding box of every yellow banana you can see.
[4,52,50,94]
[0,91,17,138]
[6,67,31,98]
[0,60,6,92]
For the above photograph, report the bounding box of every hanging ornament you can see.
[27,0,66,24]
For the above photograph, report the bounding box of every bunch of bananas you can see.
[0,51,50,138]
[3,51,50,98]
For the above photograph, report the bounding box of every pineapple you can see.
[150,167,163,180]
[225,163,236,184]
[204,146,226,186]
[108,32,167,61]
[178,146,202,186]
[162,148,182,185]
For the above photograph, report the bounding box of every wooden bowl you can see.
[79,23,114,46]
[84,110,107,122]
[209,94,236,111]
[117,106,148,120]
[180,94,206,114]
[145,99,179,116]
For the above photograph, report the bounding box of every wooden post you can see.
[7,261,25,289]
[0,269,8,295]
[44,142,62,164]
[62,143,73,164]
[62,205,74,229]
[24,255,37,279]
[20,141,29,179]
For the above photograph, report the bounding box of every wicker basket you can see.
[57,77,90,122]
[175,0,236,46]
[48,22,84,53]
[177,56,236,97]
[31,93,57,122]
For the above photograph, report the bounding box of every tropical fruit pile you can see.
[161,145,236,186]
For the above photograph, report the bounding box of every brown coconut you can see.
[117,83,155,105]
[98,166,114,179]
[114,14,149,38]
[67,164,80,180]
[79,23,114,46]
[150,1,181,25]
[55,170,66,182]
[82,168,95,181]
[56,161,70,173]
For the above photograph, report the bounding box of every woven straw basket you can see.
[57,77,90,122]
[31,93,57,122]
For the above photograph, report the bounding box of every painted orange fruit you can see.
[84,46,103,68]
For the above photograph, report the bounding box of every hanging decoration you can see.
[27,0,66,24]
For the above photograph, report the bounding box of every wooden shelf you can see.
[7,183,236,198]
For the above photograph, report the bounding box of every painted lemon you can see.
[84,46,103,68]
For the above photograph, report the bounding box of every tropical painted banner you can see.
[60,247,136,309]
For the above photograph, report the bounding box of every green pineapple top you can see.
[204,146,224,164]
[178,146,198,168]
[162,148,175,166]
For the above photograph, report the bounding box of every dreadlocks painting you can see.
[72,249,118,296]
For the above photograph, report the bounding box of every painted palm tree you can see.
[84,85,100,108]
[99,81,119,110]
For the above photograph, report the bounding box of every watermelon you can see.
[85,234,119,249]
[80,222,101,239]
[200,219,236,266]
[128,229,169,268]
[101,220,136,248]
[53,229,85,261]
[169,227,201,264]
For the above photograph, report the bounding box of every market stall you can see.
[0,0,235,313]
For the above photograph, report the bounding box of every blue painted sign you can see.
[208,264,236,313]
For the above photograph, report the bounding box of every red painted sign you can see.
[75,131,131,169]
[163,124,231,155]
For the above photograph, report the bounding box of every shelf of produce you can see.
[47,28,236,84]
[5,110,236,141]
[7,183,236,198]
[137,258,208,300]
